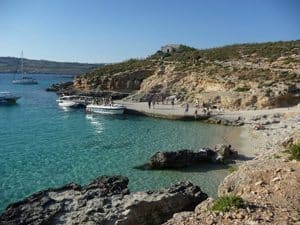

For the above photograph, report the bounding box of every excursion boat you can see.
[0,91,21,104]
[12,51,38,85]
[12,77,38,85]
[56,95,80,108]
[86,104,125,115]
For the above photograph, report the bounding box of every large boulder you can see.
[213,144,238,163]
[148,145,238,169]
[149,149,216,169]
[0,176,207,225]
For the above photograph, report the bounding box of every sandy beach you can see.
[119,100,300,158]
[226,107,300,157]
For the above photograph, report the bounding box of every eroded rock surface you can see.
[0,176,207,225]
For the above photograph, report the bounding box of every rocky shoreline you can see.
[0,176,207,225]
[164,109,300,225]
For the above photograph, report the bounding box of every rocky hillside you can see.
[72,40,300,109]
[0,57,103,75]
[73,59,156,93]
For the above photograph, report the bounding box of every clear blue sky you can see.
[0,0,299,63]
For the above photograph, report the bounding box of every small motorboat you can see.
[86,104,125,115]
[56,95,79,108]
[0,91,21,104]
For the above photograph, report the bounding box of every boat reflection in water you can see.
[85,114,104,134]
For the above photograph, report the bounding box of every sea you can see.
[0,73,233,212]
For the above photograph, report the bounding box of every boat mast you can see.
[21,51,23,75]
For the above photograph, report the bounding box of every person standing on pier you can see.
[147,95,152,109]
[185,102,189,113]
[152,94,156,109]
[171,99,174,108]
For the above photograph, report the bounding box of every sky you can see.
[0,0,299,63]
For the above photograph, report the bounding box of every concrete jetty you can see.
[117,101,210,120]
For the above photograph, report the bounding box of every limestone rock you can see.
[0,176,208,225]
[147,145,238,169]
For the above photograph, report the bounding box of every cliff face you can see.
[74,69,154,92]
[71,41,300,109]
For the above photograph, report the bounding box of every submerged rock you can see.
[0,176,207,225]
[148,145,238,169]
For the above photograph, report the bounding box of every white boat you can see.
[56,95,79,108]
[12,51,38,85]
[0,91,21,104]
[86,104,125,114]
[12,77,38,84]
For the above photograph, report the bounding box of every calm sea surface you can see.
[0,73,232,212]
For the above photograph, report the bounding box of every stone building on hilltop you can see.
[161,44,180,53]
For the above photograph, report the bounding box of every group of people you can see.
[93,96,113,106]
[147,95,156,109]
[146,95,221,118]
[147,94,175,109]
[187,98,217,117]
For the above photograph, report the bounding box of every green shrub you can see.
[288,143,300,161]
[82,58,156,78]
[178,45,197,52]
[212,195,244,212]
[228,166,238,173]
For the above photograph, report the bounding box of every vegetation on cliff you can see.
[151,40,300,62]
[212,195,244,212]
[82,58,156,78]
[288,143,300,161]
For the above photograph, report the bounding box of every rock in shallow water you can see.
[148,144,238,169]
[0,176,208,225]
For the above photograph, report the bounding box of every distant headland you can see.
[0,57,104,75]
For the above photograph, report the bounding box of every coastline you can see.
[121,101,300,224]
[165,106,300,225]
[120,100,299,158]
[1,100,299,224]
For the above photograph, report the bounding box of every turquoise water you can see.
[0,74,231,212]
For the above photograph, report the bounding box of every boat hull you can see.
[58,101,79,108]
[12,79,38,85]
[86,104,125,115]
[0,96,20,104]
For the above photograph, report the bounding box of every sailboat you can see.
[12,51,38,85]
